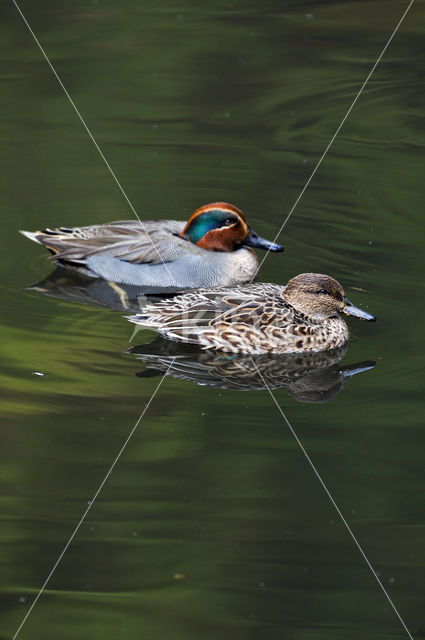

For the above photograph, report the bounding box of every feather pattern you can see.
[22,220,186,264]
[128,279,353,354]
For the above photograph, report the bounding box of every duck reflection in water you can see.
[129,338,375,404]
[25,266,177,311]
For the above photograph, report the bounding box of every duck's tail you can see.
[20,229,61,256]
[20,229,42,244]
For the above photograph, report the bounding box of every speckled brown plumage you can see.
[128,273,376,354]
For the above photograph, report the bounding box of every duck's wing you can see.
[128,283,286,343]
[214,283,289,325]
[20,220,186,265]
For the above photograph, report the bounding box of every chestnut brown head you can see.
[179,203,283,253]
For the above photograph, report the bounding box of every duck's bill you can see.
[343,298,376,322]
[340,360,376,378]
[244,229,283,252]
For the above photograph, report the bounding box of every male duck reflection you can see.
[20,202,282,290]
[128,273,376,354]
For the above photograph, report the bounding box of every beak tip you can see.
[272,244,284,252]
[244,230,283,253]
[343,300,376,322]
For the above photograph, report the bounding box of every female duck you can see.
[127,273,376,354]
[20,203,282,290]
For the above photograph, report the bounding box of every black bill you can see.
[244,229,283,252]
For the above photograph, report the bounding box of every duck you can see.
[127,273,376,354]
[20,202,282,290]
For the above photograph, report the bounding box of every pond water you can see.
[1,1,424,639]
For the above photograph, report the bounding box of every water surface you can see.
[1,2,424,639]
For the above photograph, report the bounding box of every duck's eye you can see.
[224,218,234,226]
[317,288,328,295]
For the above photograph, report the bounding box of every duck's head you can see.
[283,273,376,322]
[178,202,283,253]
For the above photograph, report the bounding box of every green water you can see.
[1,1,424,639]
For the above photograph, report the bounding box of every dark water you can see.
[1,1,424,639]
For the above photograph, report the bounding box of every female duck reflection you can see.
[128,339,375,403]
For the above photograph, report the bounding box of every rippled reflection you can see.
[129,338,375,402]
[26,266,177,311]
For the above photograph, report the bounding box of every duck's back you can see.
[22,220,185,263]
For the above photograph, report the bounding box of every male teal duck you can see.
[127,273,376,354]
[20,202,282,290]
